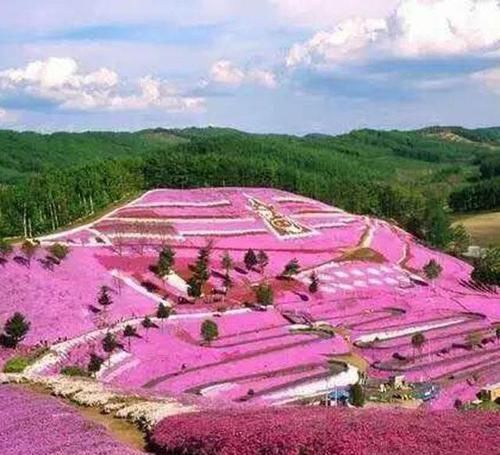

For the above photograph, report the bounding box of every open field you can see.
[1,188,498,414]
[453,211,500,247]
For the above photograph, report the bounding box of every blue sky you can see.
[0,0,499,134]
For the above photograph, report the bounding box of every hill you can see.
[0,188,498,411]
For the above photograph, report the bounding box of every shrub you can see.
[47,243,70,261]
[201,319,219,344]
[254,282,274,306]
[3,356,30,373]
[61,365,89,377]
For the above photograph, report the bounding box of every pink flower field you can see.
[1,188,499,409]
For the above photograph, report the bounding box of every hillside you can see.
[0,188,498,411]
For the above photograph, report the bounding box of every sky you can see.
[0,0,499,134]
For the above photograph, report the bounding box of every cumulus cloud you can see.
[210,60,277,89]
[287,0,500,68]
[0,57,205,112]
[286,18,387,67]
[210,60,277,88]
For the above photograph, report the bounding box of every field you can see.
[453,211,500,247]
[1,188,499,411]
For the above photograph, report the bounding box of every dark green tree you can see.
[281,259,301,279]
[255,282,274,306]
[123,324,138,351]
[472,248,500,286]
[257,250,269,273]
[157,246,175,277]
[201,319,219,344]
[102,332,118,360]
[309,272,319,294]
[244,249,258,271]
[142,316,156,340]
[88,353,104,376]
[2,312,30,348]
[156,303,171,331]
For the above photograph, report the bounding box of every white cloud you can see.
[394,0,500,58]
[286,18,387,67]
[0,57,205,112]
[210,60,246,86]
[210,60,278,88]
[287,0,500,67]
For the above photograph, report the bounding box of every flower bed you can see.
[151,407,500,455]
[0,385,141,455]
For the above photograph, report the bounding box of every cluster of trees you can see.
[449,177,500,212]
[472,248,500,285]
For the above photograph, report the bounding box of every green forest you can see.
[0,126,499,250]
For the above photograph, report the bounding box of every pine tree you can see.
[123,324,137,351]
[255,283,274,306]
[142,316,155,340]
[187,243,212,300]
[98,285,113,308]
[157,246,175,277]
[309,272,319,294]
[221,251,234,275]
[3,312,30,348]
[102,332,118,359]
[88,353,104,376]
[244,249,258,271]
[156,303,171,331]
[257,250,269,273]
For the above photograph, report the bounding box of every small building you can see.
[389,375,406,389]
[481,383,500,402]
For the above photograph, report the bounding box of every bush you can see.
[61,365,89,377]
[47,243,70,261]
[3,356,30,373]
[151,407,500,455]
[201,319,219,344]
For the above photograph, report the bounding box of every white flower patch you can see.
[350,269,365,277]
[180,228,267,237]
[333,271,350,279]
[132,200,231,208]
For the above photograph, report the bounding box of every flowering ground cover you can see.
[151,407,500,455]
[1,187,498,408]
[0,385,141,455]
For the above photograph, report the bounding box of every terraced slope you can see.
[1,188,498,408]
